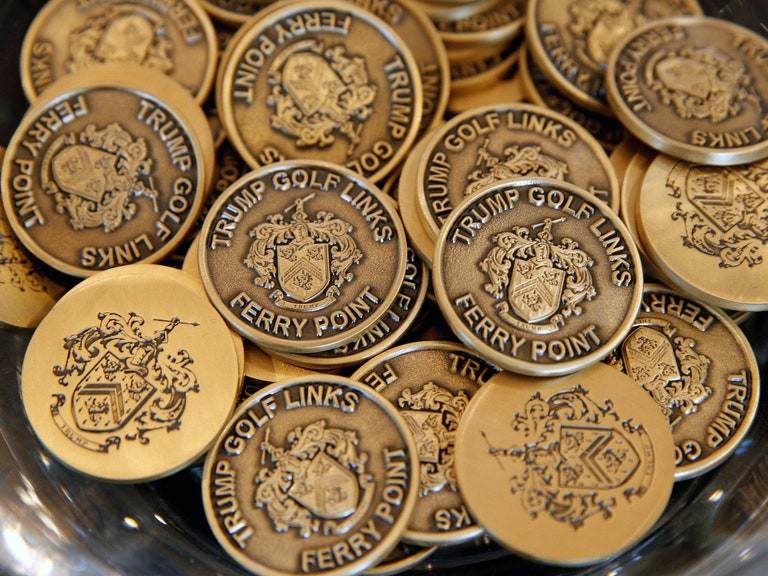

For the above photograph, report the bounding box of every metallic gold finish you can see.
[637,153,768,311]
[455,363,675,566]
[200,0,275,26]
[526,0,702,116]
[604,284,760,481]
[436,1,526,53]
[216,0,423,183]
[433,178,643,376]
[271,243,428,369]
[352,341,500,546]
[199,160,408,352]
[519,46,625,152]
[21,265,241,482]
[416,103,621,241]
[202,374,420,576]
[21,0,218,104]
[606,16,768,166]
[609,135,645,185]
[1,66,214,278]
[447,70,525,115]
[364,542,436,575]
[449,39,521,95]
[344,0,451,135]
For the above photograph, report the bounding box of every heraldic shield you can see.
[71,350,156,432]
[401,410,441,464]
[622,326,681,388]
[559,425,640,490]
[686,165,767,233]
[282,52,346,117]
[51,144,116,204]
[288,452,359,520]
[276,242,331,303]
[509,258,566,324]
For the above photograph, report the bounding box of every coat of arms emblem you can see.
[605,319,711,427]
[667,161,768,267]
[480,217,596,334]
[50,312,199,452]
[267,40,377,154]
[397,382,470,497]
[42,122,159,232]
[0,217,45,293]
[646,45,759,123]
[65,5,173,74]
[254,420,374,538]
[464,140,569,197]
[244,194,362,311]
[483,385,652,529]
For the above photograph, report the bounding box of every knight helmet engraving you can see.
[483,385,652,529]
[254,420,374,538]
[42,122,159,232]
[397,382,470,497]
[50,312,199,451]
[667,161,768,267]
[244,194,363,311]
[267,40,377,154]
[480,217,596,334]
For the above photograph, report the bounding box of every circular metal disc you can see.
[455,362,676,566]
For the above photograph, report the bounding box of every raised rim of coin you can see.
[21,265,241,482]
[605,16,768,166]
[432,177,643,376]
[454,362,675,566]
[198,159,408,353]
[201,373,420,576]
[20,0,218,105]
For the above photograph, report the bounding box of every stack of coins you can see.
[1,0,767,574]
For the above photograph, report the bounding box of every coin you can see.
[637,153,768,311]
[455,362,675,566]
[435,1,526,55]
[199,160,408,353]
[364,541,436,575]
[609,135,645,185]
[432,178,643,376]
[606,16,768,166]
[21,0,218,105]
[519,45,626,152]
[1,66,214,278]
[526,0,702,116]
[216,0,423,183]
[270,243,428,369]
[417,0,500,24]
[352,341,500,545]
[397,131,439,267]
[202,374,420,576]
[416,103,621,241]
[21,265,241,482]
[449,38,522,95]
[604,284,760,481]
[344,0,451,135]
[446,70,525,115]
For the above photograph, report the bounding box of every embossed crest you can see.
[244,194,363,311]
[0,219,46,294]
[667,161,768,267]
[618,321,712,424]
[66,6,173,74]
[42,123,158,232]
[398,382,469,497]
[647,46,759,123]
[51,312,199,450]
[484,385,653,529]
[481,217,596,334]
[267,40,377,154]
[254,419,374,538]
[465,141,569,197]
